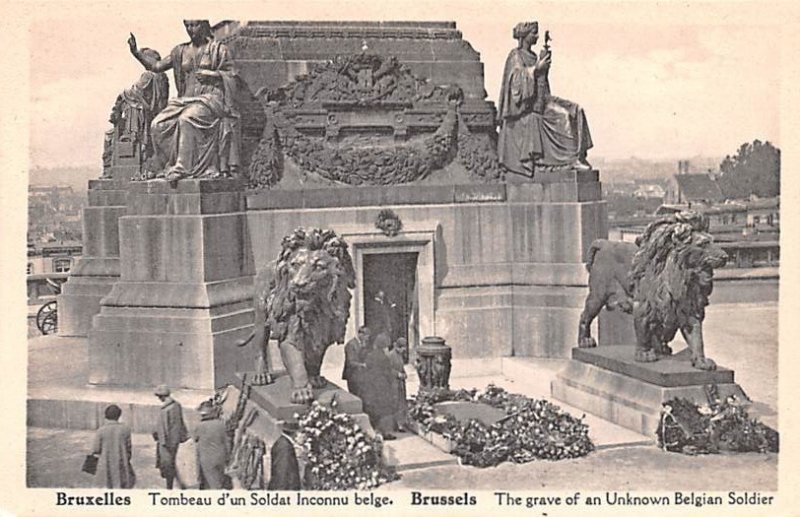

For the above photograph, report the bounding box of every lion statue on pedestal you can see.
[577,211,728,370]
[239,228,356,404]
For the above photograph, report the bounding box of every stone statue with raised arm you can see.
[498,22,593,177]
[102,48,169,179]
[128,20,241,181]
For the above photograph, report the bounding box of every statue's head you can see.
[513,22,539,45]
[183,19,213,42]
[140,48,162,61]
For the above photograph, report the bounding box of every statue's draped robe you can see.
[122,71,169,153]
[150,40,241,178]
[497,48,593,174]
[103,70,168,177]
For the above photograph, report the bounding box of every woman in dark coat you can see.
[91,404,136,488]
[361,332,398,439]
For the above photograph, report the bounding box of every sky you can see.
[22,1,785,169]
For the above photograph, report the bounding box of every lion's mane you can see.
[258,228,356,358]
[629,212,721,344]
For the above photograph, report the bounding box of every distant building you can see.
[664,173,724,206]
[745,197,779,228]
[633,184,665,198]
[27,240,82,275]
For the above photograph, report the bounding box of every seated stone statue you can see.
[101,48,169,179]
[498,21,593,176]
[128,20,241,181]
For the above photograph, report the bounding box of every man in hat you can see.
[341,325,371,398]
[267,422,302,490]
[193,400,231,489]
[91,404,136,488]
[153,384,188,489]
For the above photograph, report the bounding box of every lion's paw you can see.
[251,372,273,386]
[654,343,673,356]
[635,349,658,363]
[578,336,597,348]
[692,357,717,371]
[309,375,327,389]
[290,384,315,404]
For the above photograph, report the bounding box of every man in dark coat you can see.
[194,401,231,489]
[91,404,136,488]
[361,332,398,439]
[153,384,188,489]
[267,433,302,490]
[341,326,371,397]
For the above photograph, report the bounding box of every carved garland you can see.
[248,108,504,188]
[246,53,505,188]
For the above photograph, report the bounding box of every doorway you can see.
[362,252,419,362]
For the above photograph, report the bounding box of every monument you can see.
[63,18,607,397]
[86,20,263,390]
[552,211,750,434]
[57,52,169,336]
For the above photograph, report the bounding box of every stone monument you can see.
[87,20,263,389]
[58,51,170,336]
[553,212,751,434]
[68,19,608,391]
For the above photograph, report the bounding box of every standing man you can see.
[193,401,231,489]
[341,326,371,397]
[153,384,188,489]
[91,404,136,488]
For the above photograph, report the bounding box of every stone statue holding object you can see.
[101,48,169,179]
[498,22,593,176]
[128,20,242,181]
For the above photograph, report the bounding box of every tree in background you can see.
[717,140,780,199]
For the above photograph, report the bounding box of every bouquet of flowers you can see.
[657,386,779,455]
[409,384,594,467]
[295,402,399,490]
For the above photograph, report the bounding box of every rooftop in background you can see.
[673,174,724,203]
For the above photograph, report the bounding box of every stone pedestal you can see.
[88,179,256,390]
[551,346,750,436]
[58,180,128,336]
[598,308,637,347]
[235,372,373,440]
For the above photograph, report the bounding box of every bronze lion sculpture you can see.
[577,211,728,370]
[239,228,356,403]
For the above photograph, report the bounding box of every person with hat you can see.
[341,325,371,398]
[90,404,136,488]
[153,384,188,489]
[267,422,302,490]
[193,400,231,489]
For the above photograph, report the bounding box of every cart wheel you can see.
[36,301,58,335]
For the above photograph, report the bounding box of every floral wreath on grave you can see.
[407,384,594,468]
[246,53,505,188]
[656,384,779,455]
[294,400,399,490]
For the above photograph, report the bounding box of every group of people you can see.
[89,384,231,489]
[342,326,409,440]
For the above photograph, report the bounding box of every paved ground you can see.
[26,302,779,490]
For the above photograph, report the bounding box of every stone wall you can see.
[245,174,607,360]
